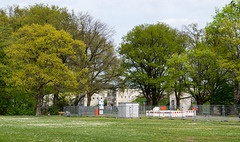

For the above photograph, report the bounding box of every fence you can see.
[63,106,118,116]
[63,105,240,121]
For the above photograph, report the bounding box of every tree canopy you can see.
[5,24,86,116]
[119,23,187,106]
[206,0,240,113]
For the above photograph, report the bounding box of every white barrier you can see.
[146,110,194,117]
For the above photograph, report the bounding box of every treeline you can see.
[1,1,240,116]
[118,0,240,114]
[0,4,121,116]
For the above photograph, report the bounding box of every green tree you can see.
[206,0,240,114]
[119,23,186,106]
[185,46,225,106]
[0,9,13,114]
[166,53,188,109]
[5,24,86,116]
[180,24,227,108]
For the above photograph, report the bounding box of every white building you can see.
[169,92,193,111]
[83,89,142,106]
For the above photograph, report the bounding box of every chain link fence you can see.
[63,105,240,121]
[63,106,118,117]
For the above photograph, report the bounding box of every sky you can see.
[1,0,232,47]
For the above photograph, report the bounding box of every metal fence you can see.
[63,106,118,117]
[63,105,240,121]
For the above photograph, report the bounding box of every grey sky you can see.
[1,0,232,46]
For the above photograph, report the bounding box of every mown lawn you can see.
[0,116,239,142]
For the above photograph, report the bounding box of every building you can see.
[169,92,193,111]
[82,89,143,106]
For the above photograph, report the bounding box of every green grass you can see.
[0,116,239,142]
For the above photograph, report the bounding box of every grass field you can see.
[0,116,239,142]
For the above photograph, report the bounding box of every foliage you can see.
[185,46,226,105]
[132,96,169,106]
[119,23,186,106]
[73,13,121,106]
[5,24,86,116]
[0,9,13,115]
[0,87,36,115]
[205,0,240,113]
[211,82,234,105]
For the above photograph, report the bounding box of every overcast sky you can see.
[1,0,232,46]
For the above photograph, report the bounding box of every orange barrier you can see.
[95,109,99,116]
[161,106,166,110]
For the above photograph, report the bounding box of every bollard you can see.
[96,109,99,116]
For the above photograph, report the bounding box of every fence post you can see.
[193,109,196,121]
[169,109,174,120]
[222,105,227,122]
[181,106,185,120]
[207,105,210,121]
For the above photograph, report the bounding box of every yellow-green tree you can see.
[206,0,240,114]
[5,24,86,116]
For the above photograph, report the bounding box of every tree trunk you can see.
[175,88,180,110]
[232,84,240,115]
[53,90,59,109]
[231,72,240,115]
[75,94,85,106]
[87,94,91,106]
[146,97,151,106]
[176,97,180,110]
[36,94,42,116]
[152,95,160,106]
[197,99,203,115]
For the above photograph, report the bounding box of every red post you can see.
[96,109,99,116]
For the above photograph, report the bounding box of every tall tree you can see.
[0,10,13,114]
[206,0,240,114]
[166,53,188,109]
[119,23,186,106]
[5,24,86,116]
[73,13,120,106]
[185,46,225,106]
[184,24,227,106]
[6,4,78,109]
[4,4,120,107]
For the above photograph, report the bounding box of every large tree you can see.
[206,0,240,114]
[183,24,227,107]
[5,24,86,116]
[119,23,186,106]
[5,4,79,109]
[185,46,225,106]
[166,53,188,109]
[73,13,120,106]
[0,10,13,114]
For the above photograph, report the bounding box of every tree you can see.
[119,23,186,106]
[183,24,227,107]
[5,24,86,116]
[0,9,13,114]
[185,46,225,106]
[166,53,188,109]
[206,0,240,114]
[73,13,120,106]
[5,4,79,110]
